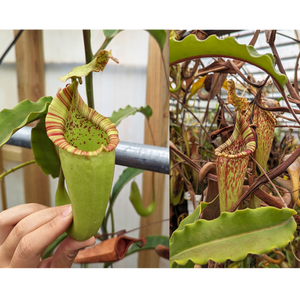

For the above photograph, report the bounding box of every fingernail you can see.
[62,204,72,217]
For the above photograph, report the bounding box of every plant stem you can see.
[174,97,211,140]
[0,177,6,211]
[0,148,7,210]
[110,208,115,238]
[82,30,94,109]
[250,155,286,207]
[0,160,35,180]
[102,197,112,239]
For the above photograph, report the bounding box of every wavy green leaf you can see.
[169,34,287,88]
[176,201,210,232]
[31,115,61,178]
[176,197,218,232]
[0,96,52,148]
[170,207,297,267]
[109,105,152,127]
[170,201,211,268]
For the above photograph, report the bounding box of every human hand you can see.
[0,203,95,268]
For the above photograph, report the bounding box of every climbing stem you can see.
[250,155,286,207]
[82,30,94,109]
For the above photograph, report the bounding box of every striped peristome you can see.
[215,112,256,159]
[46,80,119,156]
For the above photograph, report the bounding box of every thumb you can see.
[49,236,95,268]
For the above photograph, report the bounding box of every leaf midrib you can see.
[171,217,292,260]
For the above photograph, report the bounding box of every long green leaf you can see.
[170,207,297,267]
[0,97,52,148]
[109,105,152,127]
[31,115,61,178]
[111,167,144,205]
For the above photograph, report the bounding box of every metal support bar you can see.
[5,126,169,174]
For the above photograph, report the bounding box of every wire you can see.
[0,30,24,66]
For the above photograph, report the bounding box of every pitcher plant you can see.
[46,79,119,241]
[243,86,277,208]
[168,31,300,268]
[215,80,256,212]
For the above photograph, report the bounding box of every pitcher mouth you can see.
[46,80,119,156]
[215,114,256,159]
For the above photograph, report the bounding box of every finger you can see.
[50,236,95,268]
[2,204,72,261]
[0,203,47,244]
[38,256,53,268]
[9,205,73,268]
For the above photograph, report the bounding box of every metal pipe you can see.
[5,126,169,175]
[6,126,32,149]
[115,141,169,174]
